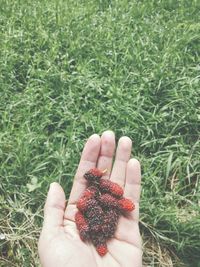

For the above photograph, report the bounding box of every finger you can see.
[124,158,141,203]
[43,182,66,229]
[68,134,101,204]
[97,130,115,179]
[110,136,132,187]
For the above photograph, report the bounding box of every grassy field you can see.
[0,0,200,266]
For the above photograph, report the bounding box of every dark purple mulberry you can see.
[84,168,105,183]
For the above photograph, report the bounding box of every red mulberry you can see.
[76,196,88,212]
[96,244,108,256]
[118,198,135,212]
[90,232,107,256]
[99,179,124,197]
[98,194,135,213]
[82,185,99,198]
[75,211,90,241]
[77,196,99,212]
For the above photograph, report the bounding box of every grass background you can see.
[0,0,199,266]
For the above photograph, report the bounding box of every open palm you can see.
[38,131,142,267]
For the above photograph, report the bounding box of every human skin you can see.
[38,131,142,267]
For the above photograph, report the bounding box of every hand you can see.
[38,131,142,267]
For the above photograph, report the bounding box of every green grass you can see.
[0,0,200,266]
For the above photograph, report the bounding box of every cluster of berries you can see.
[75,168,135,256]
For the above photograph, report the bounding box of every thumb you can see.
[43,182,66,229]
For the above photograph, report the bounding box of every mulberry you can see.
[96,244,108,256]
[118,198,135,212]
[99,194,135,212]
[82,185,99,198]
[85,202,104,233]
[99,179,124,197]
[102,209,119,239]
[83,168,104,183]
[76,197,88,212]
[75,211,90,241]
[90,232,107,256]
[75,168,135,256]
[77,196,98,212]
[98,193,119,209]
